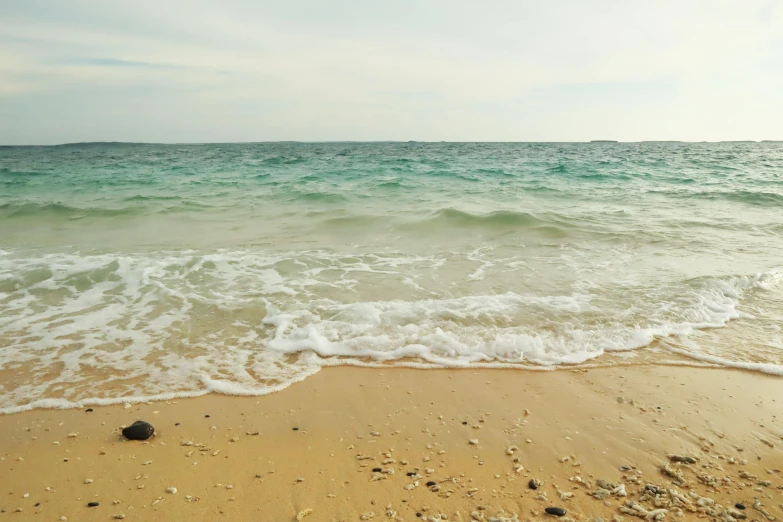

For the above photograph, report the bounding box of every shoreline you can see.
[3,355,768,417]
[1,365,782,521]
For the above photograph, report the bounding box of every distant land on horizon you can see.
[1,140,782,147]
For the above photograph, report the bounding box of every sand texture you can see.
[1,365,782,521]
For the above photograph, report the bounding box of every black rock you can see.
[735,504,746,510]
[205,414,210,418]
[545,507,567,517]
[462,421,468,425]
[175,422,180,426]
[416,514,422,518]
[406,472,417,477]
[292,427,299,431]
[85,408,93,412]
[426,481,436,487]
[372,467,382,472]
[87,502,100,507]
[34,503,40,507]
[528,479,538,490]
[121,420,154,441]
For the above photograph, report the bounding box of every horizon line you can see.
[2,139,782,147]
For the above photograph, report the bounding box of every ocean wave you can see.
[422,208,549,228]
[0,200,216,219]
[122,194,183,202]
[321,215,385,227]
[292,191,349,203]
[652,189,783,206]
[0,167,51,177]
[260,156,308,166]
[0,247,780,413]
[407,209,578,238]
[0,202,133,218]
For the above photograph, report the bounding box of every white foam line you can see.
[0,366,323,415]
[0,357,735,415]
[661,345,783,376]
[1,251,782,414]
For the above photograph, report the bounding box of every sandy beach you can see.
[1,365,781,521]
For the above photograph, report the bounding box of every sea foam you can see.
[1,247,781,414]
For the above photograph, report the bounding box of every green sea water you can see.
[1,142,782,412]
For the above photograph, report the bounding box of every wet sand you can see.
[1,365,782,521]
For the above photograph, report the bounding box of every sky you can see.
[0,0,782,144]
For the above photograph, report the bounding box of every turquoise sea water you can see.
[1,142,783,412]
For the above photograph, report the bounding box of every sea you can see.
[1,142,782,413]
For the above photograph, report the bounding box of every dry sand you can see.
[1,365,782,521]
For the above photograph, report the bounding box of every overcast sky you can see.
[1,0,782,144]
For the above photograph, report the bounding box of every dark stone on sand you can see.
[122,420,154,441]
[735,504,745,510]
[545,507,566,517]
[175,423,180,426]
[406,472,417,477]
[372,467,382,472]
[34,503,40,507]
[426,481,436,487]
[462,421,468,425]
[205,415,210,418]
[85,408,93,412]
[292,427,299,431]
[416,513,422,518]
[528,479,538,490]
[87,502,100,507]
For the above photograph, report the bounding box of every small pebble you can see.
[87,502,100,507]
[426,481,436,487]
[85,408,93,413]
[166,487,177,494]
[735,504,745,510]
[545,507,567,517]
[529,479,539,490]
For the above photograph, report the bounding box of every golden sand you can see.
[1,365,782,521]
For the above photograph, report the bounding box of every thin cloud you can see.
[65,57,182,69]
[0,0,782,144]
